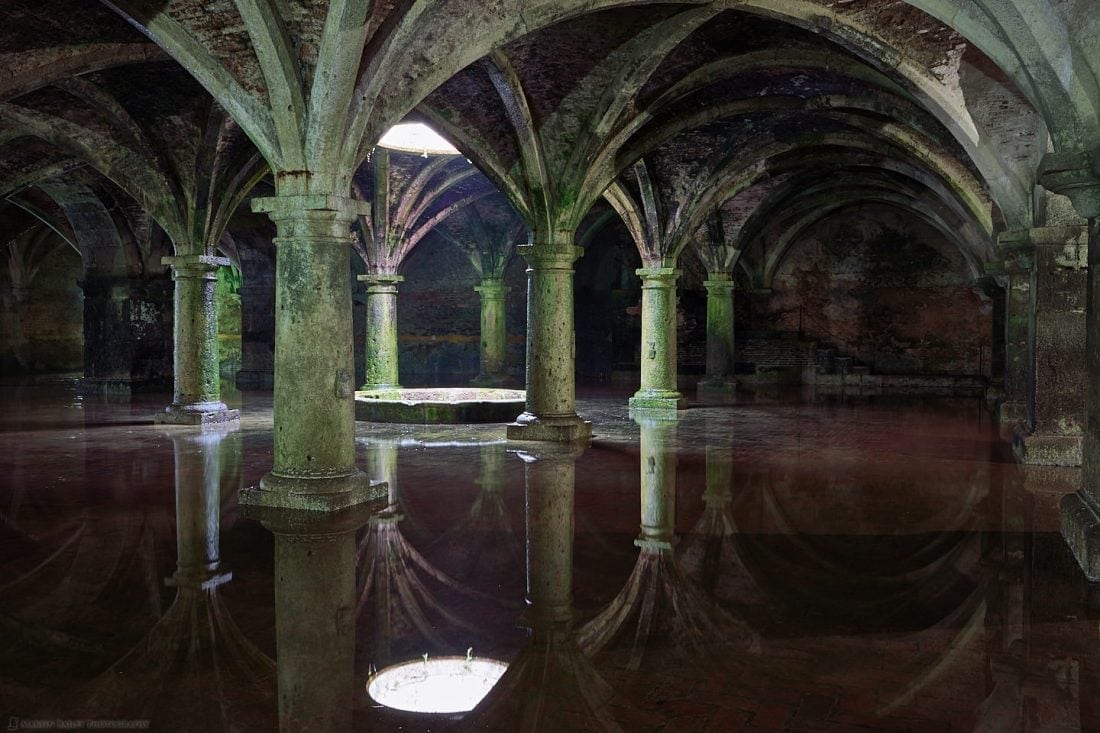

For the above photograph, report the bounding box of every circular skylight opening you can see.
[366,655,508,714]
[377,123,459,156]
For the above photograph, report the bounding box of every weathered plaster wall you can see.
[398,235,526,385]
[767,205,991,377]
[0,245,83,375]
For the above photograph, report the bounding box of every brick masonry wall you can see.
[398,235,526,385]
[0,246,83,375]
[766,206,992,377]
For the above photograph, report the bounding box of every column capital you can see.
[162,254,230,279]
[474,279,510,297]
[253,193,368,240]
[635,266,678,286]
[357,273,404,290]
[1039,149,1100,219]
[253,193,368,222]
[703,274,736,292]
[518,243,583,269]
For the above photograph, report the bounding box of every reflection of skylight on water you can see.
[377,123,459,156]
[366,656,508,714]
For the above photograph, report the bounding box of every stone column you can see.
[358,273,403,392]
[156,255,239,425]
[507,242,591,442]
[698,274,737,394]
[241,194,382,512]
[1042,152,1100,577]
[629,267,685,411]
[473,277,510,386]
[992,243,1033,429]
[1015,227,1088,465]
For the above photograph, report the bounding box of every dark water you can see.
[0,382,1092,731]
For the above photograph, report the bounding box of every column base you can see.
[154,402,240,426]
[240,469,387,512]
[1013,426,1083,466]
[696,378,738,395]
[628,389,687,411]
[507,412,592,443]
[1061,491,1100,580]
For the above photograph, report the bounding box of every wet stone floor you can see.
[0,380,1095,731]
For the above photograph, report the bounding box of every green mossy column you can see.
[156,255,239,425]
[241,194,381,512]
[507,242,591,442]
[698,274,737,394]
[473,278,510,386]
[629,266,685,411]
[359,274,403,391]
[636,416,677,548]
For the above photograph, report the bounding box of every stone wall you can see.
[766,205,992,378]
[398,234,526,386]
[0,245,83,376]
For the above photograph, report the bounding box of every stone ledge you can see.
[507,414,592,443]
[1013,428,1083,466]
[154,404,240,426]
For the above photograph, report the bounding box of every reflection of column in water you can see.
[356,440,492,673]
[253,502,372,732]
[425,442,522,600]
[469,444,622,733]
[60,428,275,730]
[579,415,758,672]
[678,429,764,607]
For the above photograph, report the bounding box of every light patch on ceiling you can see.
[377,123,460,156]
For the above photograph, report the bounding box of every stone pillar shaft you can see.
[1026,228,1087,464]
[629,267,684,411]
[474,278,509,385]
[1084,218,1100,497]
[699,274,737,393]
[242,194,380,512]
[156,255,238,425]
[507,242,591,442]
[1001,260,1032,426]
[359,274,403,391]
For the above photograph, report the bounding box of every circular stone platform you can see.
[354,388,526,424]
